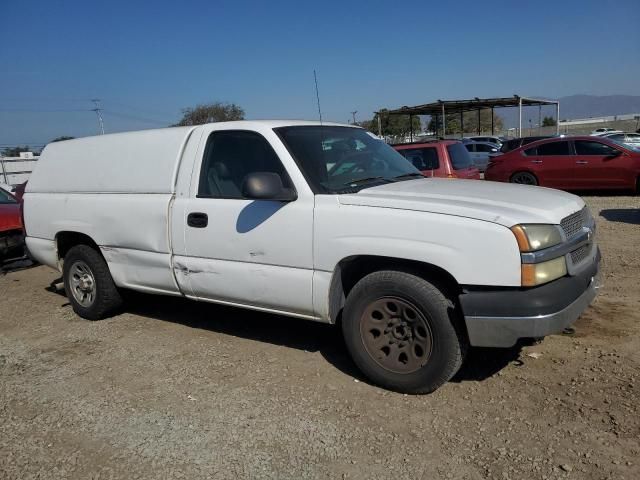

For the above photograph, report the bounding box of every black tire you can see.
[62,244,122,320]
[510,171,538,186]
[342,270,466,394]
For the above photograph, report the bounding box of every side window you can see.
[574,141,618,156]
[421,147,440,169]
[536,141,570,156]
[400,147,440,170]
[464,144,475,152]
[523,146,537,156]
[198,130,292,198]
[476,144,493,152]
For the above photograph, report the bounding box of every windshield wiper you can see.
[343,176,391,187]
[392,172,425,181]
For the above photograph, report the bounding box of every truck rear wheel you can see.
[63,245,122,320]
[342,270,466,394]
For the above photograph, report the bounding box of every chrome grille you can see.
[560,208,588,239]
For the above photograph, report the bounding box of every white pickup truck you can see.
[24,121,600,393]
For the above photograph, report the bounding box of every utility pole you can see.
[538,105,542,134]
[350,110,358,124]
[91,99,105,135]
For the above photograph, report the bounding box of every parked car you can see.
[463,142,500,172]
[500,136,553,153]
[393,140,480,179]
[0,187,24,261]
[485,136,640,192]
[591,127,623,136]
[24,121,600,394]
[463,136,503,146]
[601,132,640,147]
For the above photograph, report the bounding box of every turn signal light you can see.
[521,257,567,287]
[511,225,530,251]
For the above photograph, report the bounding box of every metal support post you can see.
[0,159,7,185]
[518,97,523,137]
[441,103,446,138]
[491,107,495,135]
[409,114,413,142]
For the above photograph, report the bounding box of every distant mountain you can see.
[557,95,640,120]
[497,94,640,126]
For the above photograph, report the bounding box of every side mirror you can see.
[242,172,297,202]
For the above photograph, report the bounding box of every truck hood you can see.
[338,179,584,227]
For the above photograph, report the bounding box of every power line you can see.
[102,110,171,125]
[0,108,89,112]
[105,100,178,118]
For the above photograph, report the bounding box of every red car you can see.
[485,136,640,192]
[393,140,480,179]
[0,187,24,260]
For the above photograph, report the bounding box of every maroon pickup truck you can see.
[393,140,480,179]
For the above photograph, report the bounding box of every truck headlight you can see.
[521,257,567,287]
[511,224,563,252]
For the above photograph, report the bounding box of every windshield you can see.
[0,188,17,204]
[446,143,474,170]
[275,126,420,193]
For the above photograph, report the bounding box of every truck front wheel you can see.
[342,270,466,394]
[63,245,123,320]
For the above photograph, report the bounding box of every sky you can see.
[1,0,639,147]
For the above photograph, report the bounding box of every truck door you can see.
[176,127,315,317]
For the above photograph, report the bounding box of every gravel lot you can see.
[1,195,639,480]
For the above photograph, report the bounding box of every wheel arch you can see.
[328,255,461,324]
[55,231,101,266]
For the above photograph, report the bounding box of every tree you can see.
[2,146,31,157]
[359,109,421,137]
[174,101,245,126]
[51,136,75,142]
[542,116,557,127]
[427,109,504,136]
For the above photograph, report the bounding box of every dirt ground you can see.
[1,195,639,480]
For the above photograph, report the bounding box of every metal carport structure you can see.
[377,95,560,140]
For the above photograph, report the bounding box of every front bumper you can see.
[461,252,600,348]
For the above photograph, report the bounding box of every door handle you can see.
[187,212,208,228]
[530,159,542,164]
[576,161,588,165]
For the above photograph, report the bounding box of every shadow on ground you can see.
[46,282,517,387]
[600,208,640,225]
[0,257,37,276]
[452,345,522,382]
